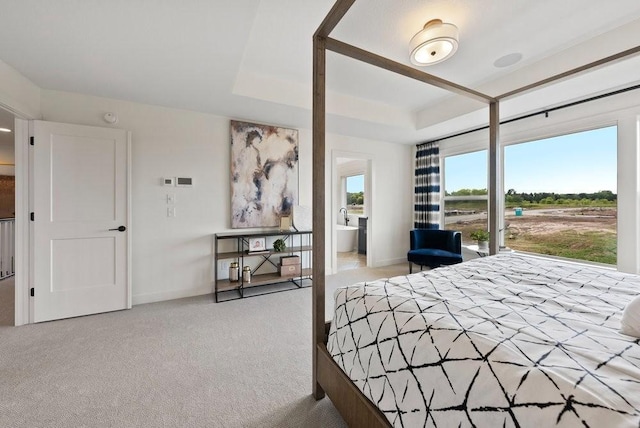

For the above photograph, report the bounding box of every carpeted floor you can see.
[0,277,14,327]
[0,264,409,428]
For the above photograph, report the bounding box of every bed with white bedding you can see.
[327,253,640,427]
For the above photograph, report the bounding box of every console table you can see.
[214,230,312,302]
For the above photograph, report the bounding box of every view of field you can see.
[443,127,618,265]
[447,206,617,265]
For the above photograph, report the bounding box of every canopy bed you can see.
[311,1,640,426]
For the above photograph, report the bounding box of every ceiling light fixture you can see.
[409,19,459,66]
[0,128,11,133]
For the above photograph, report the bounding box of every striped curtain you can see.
[414,142,440,229]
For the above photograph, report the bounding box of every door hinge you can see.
[30,136,34,146]
[30,288,34,297]
[30,212,34,221]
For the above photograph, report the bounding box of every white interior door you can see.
[33,120,130,322]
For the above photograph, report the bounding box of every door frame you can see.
[14,119,132,325]
[14,118,29,325]
[331,150,374,274]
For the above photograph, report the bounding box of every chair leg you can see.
[409,262,413,274]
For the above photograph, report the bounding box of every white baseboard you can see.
[132,284,213,306]
[371,257,406,268]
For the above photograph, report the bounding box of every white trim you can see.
[13,118,30,326]
[371,256,405,268]
[444,195,488,201]
[126,131,132,308]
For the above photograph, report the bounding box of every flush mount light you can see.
[409,19,459,66]
[0,128,11,133]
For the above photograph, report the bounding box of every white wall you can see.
[39,90,412,303]
[0,59,41,119]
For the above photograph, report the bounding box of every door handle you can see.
[109,226,127,232]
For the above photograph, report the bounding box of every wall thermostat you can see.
[163,177,175,186]
[176,177,193,187]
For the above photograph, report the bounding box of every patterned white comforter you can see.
[327,253,640,427]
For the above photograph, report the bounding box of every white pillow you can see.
[620,295,640,338]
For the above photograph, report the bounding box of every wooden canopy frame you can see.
[312,1,640,426]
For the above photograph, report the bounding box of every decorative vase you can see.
[242,266,251,283]
[229,262,239,282]
[478,240,489,251]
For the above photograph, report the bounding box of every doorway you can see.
[0,108,16,326]
[333,153,372,272]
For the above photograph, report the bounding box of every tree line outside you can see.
[446,188,616,210]
[347,191,364,205]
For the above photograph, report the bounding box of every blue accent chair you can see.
[408,229,463,273]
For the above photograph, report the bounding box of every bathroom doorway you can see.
[333,154,372,272]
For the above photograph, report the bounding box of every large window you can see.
[444,150,487,244]
[504,126,617,264]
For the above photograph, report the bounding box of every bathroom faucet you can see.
[339,207,349,226]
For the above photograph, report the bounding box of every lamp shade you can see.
[410,19,459,66]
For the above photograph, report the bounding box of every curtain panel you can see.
[414,142,440,229]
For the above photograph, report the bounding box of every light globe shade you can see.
[410,19,459,66]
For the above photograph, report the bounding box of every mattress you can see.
[327,253,640,427]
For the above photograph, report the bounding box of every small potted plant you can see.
[273,238,286,252]
[470,230,490,251]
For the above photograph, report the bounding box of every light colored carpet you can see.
[0,263,409,428]
[0,277,14,326]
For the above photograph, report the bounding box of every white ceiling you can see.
[0,0,639,144]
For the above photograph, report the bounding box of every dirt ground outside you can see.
[448,207,617,265]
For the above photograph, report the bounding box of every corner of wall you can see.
[0,59,42,119]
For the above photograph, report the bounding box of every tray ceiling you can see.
[1,0,639,143]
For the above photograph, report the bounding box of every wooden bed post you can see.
[312,33,327,400]
[312,0,357,401]
[488,101,500,255]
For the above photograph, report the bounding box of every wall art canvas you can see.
[230,120,299,228]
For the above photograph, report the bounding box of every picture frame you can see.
[279,215,291,231]
[230,120,299,228]
[248,237,266,253]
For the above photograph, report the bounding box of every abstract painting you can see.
[230,120,298,228]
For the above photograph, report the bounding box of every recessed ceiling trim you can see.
[325,37,494,104]
[497,44,640,100]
